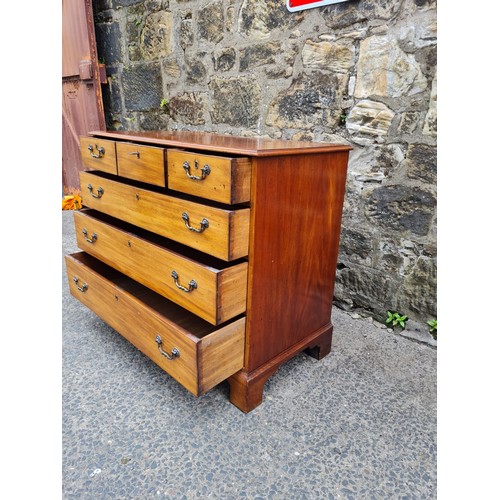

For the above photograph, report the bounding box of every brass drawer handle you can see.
[87,183,104,198]
[88,144,105,159]
[82,228,97,244]
[183,160,211,181]
[73,276,88,293]
[171,270,197,293]
[128,151,141,159]
[182,212,209,233]
[155,336,180,360]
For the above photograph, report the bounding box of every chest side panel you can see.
[244,151,349,371]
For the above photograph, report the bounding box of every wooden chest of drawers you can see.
[66,130,351,412]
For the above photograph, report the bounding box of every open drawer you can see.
[65,252,245,396]
[73,209,248,325]
[80,171,250,261]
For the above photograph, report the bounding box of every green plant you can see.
[386,311,408,329]
[427,319,437,339]
[160,98,169,113]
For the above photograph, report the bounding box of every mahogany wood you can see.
[80,171,250,262]
[67,130,351,412]
[73,209,248,325]
[79,136,117,174]
[116,142,167,187]
[245,152,349,372]
[89,130,351,157]
[167,150,251,204]
[228,324,333,413]
[66,252,245,396]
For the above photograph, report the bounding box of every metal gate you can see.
[62,0,106,195]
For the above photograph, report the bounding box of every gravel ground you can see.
[62,210,437,499]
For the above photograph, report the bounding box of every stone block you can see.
[140,11,173,60]
[399,319,437,347]
[394,255,437,320]
[397,112,420,135]
[239,0,304,39]
[302,39,355,73]
[138,110,169,130]
[346,100,395,137]
[405,144,437,184]
[334,266,396,318]
[122,63,163,111]
[213,48,236,72]
[266,72,347,129]
[339,227,373,263]
[239,42,280,71]
[180,17,194,49]
[198,1,224,44]
[185,55,207,85]
[169,92,207,125]
[162,56,181,81]
[209,76,261,128]
[366,185,436,236]
[95,22,122,66]
[144,0,163,11]
[320,0,402,29]
[355,35,427,98]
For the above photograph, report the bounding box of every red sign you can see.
[287,0,350,12]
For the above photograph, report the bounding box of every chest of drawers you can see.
[65,130,351,413]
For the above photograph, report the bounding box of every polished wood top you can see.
[89,130,352,157]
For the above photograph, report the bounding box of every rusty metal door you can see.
[62,0,106,195]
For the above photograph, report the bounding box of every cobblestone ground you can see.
[62,211,437,499]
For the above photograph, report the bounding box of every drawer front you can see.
[80,171,250,261]
[74,210,248,325]
[65,252,246,396]
[167,150,251,204]
[79,136,117,174]
[116,142,167,187]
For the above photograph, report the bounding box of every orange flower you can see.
[62,194,82,210]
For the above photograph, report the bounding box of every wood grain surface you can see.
[167,150,251,204]
[88,130,352,157]
[65,252,245,396]
[79,136,117,174]
[73,209,248,324]
[116,142,167,187]
[80,171,250,261]
[244,151,349,372]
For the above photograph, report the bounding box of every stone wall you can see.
[93,0,437,324]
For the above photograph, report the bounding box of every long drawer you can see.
[65,252,245,396]
[80,171,250,261]
[74,209,248,325]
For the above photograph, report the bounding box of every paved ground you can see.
[62,210,437,499]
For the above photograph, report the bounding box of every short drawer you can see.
[79,136,117,174]
[116,142,167,187]
[74,210,248,325]
[65,252,245,396]
[167,150,251,204]
[80,171,250,261]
